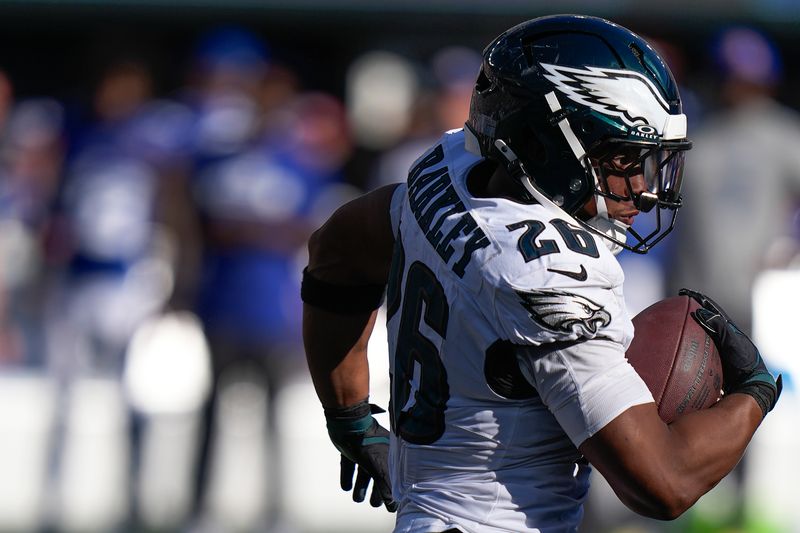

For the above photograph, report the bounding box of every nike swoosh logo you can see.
[547,265,588,281]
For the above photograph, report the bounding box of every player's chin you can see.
[614,213,638,226]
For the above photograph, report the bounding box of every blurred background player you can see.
[185,27,357,531]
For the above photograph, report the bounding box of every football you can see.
[626,295,723,423]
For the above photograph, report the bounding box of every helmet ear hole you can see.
[475,68,493,94]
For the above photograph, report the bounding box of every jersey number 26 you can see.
[387,239,450,445]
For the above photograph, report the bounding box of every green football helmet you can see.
[465,14,691,254]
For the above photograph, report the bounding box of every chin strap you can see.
[586,165,628,256]
[584,213,628,256]
[545,90,629,255]
[494,139,561,209]
[494,138,619,250]
[493,138,628,257]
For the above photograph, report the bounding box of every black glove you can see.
[325,400,397,512]
[680,288,782,417]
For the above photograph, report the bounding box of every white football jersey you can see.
[386,129,653,533]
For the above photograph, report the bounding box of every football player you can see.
[302,15,781,533]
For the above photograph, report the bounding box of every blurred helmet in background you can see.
[711,25,782,88]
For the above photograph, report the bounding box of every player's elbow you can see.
[604,461,698,521]
[642,494,693,521]
[621,480,696,521]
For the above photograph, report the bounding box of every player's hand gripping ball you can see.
[679,288,781,417]
[626,294,723,423]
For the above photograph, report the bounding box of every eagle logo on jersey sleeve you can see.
[515,288,611,337]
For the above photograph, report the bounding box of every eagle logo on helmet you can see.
[515,288,611,336]
[540,63,671,134]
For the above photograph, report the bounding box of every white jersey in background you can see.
[386,129,653,533]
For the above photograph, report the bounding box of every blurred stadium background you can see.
[0,1,798,532]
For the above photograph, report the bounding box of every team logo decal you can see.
[540,63,670,132]
[515,288,611,336]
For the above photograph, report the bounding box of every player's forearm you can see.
[618,396,760,519]
[303,305,377,408]
[302,185,398,407]
[663,392,762,496]
[583,395,762,520]
[634,395,760,519]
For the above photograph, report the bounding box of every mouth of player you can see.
[614,210,639,226]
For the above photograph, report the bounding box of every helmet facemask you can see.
[584,138,690,253]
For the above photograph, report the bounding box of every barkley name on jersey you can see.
[386,129,653,533]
